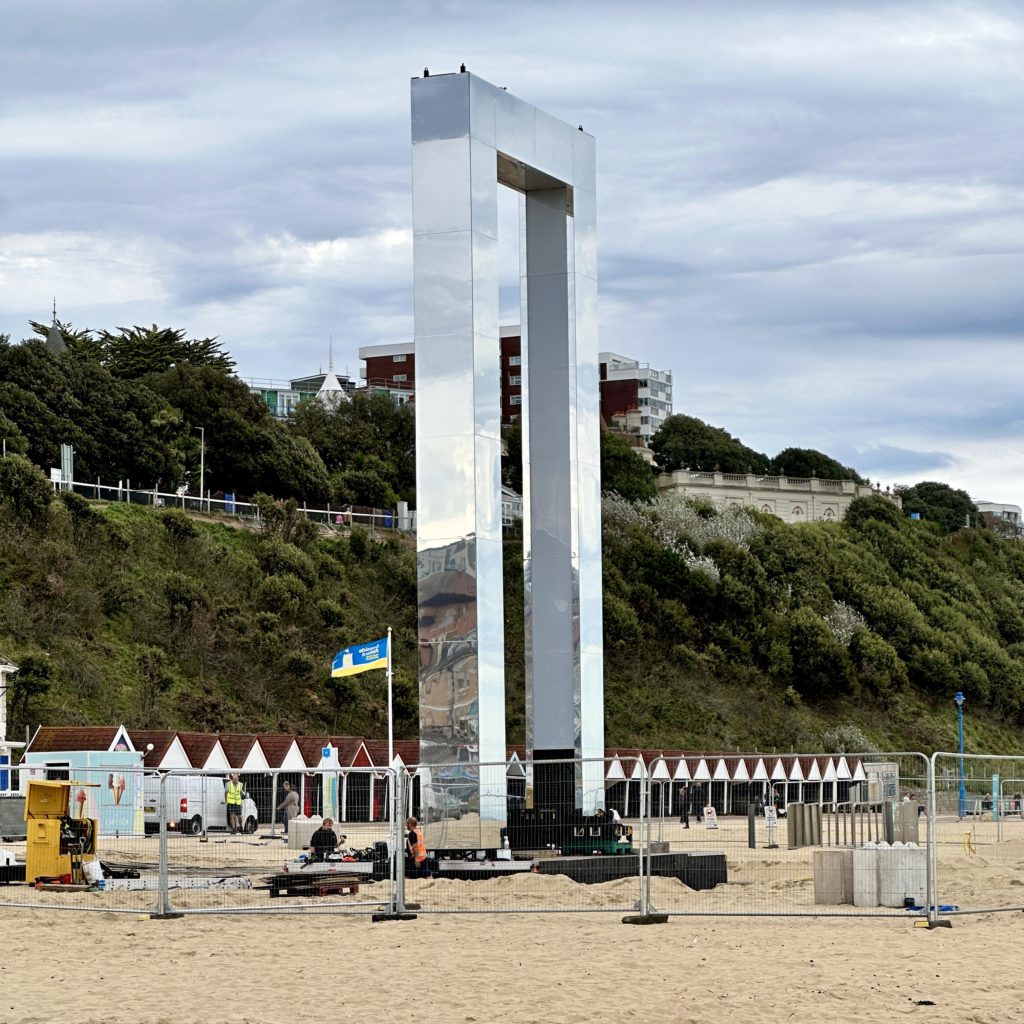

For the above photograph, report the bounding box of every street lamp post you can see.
[195,426,205,513]
[955,691,967,818]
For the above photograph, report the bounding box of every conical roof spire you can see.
[317,335,349,407]
[45,299,67,356]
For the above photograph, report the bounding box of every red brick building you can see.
[359,329,672,436]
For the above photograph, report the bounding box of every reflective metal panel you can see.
[412,72,603,819]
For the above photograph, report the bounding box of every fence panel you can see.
[405,757,645,914]
[157,768,399,916]
[647,752,931,917]
[931,752,1024,917]
[0,764,162,914]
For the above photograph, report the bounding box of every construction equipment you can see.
[24,780,99,884]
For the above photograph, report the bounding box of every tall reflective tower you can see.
[413,71,604,823]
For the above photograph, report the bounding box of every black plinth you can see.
[534,851,727,889]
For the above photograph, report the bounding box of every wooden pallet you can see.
[267,871,363,898]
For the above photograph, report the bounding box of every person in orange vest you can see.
[405,816,429,878]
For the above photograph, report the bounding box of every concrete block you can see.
[813,848,853,905]
[288,815,326,850]
[878,841,926,908]
[853,843,879,907]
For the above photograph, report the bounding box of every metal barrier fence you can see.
[0,765,160,915]
[930,752,1024,918]
[58,478,406,534]
[641,752,933,919]
[409,757,646,915]
[6,750,1023,922]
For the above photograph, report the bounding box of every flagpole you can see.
[387,626,394,769]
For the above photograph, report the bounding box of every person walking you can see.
[225,773,244,834]
[276,780,299,835]
[679,784,690,829]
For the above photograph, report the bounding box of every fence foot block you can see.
[372,912,417,923]
[918,919,953,929]
[150,912,185,920]
[622,913,668,926]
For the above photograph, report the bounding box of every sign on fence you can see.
[703,806,718,829]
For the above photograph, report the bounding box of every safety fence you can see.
[2,752,1022,922]
[55,478,407,535]
[929,752,1024,917]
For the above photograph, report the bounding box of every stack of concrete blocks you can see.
[814,840,926,908]
[786,802,822,849]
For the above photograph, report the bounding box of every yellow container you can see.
[24,781,99,883]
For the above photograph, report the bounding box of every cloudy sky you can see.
[2,1,1022,508]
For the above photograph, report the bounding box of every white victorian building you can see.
[656,470,901,525]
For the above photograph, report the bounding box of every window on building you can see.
[393,354,407,362]
[792,506,804,516]
[510,395,522,406]
[394,374,407,382]
[509,374,522,385]
[509,355,522,366]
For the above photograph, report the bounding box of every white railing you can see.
[52,479,412,534]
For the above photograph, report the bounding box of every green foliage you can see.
[253,495,319,550]
[0,410,28,455]
[291,390,414,504]
[255,574,306,614]
[771,447,863,482]
[600,430,657,500]
[0,455,53,526]
[6,654,53,736]
[897,480,979,535]
[649,414,770,474]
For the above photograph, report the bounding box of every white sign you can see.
[764,806,778,829]
[50,468,63,483]
[703,806,718,829]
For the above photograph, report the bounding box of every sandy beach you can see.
[4,811,1024,1024]
[2,899,1023,1024]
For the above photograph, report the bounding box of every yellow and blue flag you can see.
[331,636,388,678]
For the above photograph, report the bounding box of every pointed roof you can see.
[131,730,189,769]
[46,313,67,356]
[295,735,331,768]
[316,369,349,405]
[217,733,259,769]
[177,732,219,767]
[256,733,298,769]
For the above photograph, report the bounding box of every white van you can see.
[143,775,259,835]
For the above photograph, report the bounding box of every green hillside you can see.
[2,461,1023,754]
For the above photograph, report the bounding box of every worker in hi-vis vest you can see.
[225,773,244,834]
[405,816,429,878]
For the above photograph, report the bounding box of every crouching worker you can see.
[405,816,430,878]
[307,818,345,862]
